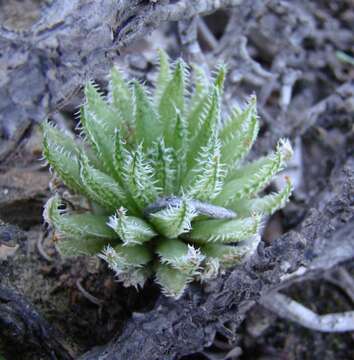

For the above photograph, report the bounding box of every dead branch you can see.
[259,292,354,333]
[0,285,74,359]
[178,17,208,71]
[0,0,250,138]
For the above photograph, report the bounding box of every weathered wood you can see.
[0,0,247,138]
[0,285,73,359]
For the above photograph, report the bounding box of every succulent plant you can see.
[43,50,293,299]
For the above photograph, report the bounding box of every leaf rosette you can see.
[43,50,293,299]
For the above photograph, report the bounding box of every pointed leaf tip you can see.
[107,209,156,246]
[150,199,197,238]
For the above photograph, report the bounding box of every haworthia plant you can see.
[43,50,293,299]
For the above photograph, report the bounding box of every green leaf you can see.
[155,262,191,299]
[113,130,143,214]
[113,130,130,182]
[100,244,152,288]
[109,67,133,133]
[133,81,162,149]
[42,120,102,169]
[189,215,261,243]
[123,144,160,209]
[42,123,85,194]
[230,176,293,216]
[80,104,116,177]
[81,82,127,176]
[186,87,221,171]
[156,238,204,275]
[184,133,225,201]
[173,112,188,190]
[84,82,118,135]
[107,208,157,246]
[44,196,117,239]
[57,236,112,257]
[201,235,261,267]
[220,95,259,168]
[215,139,293,205]
[102,243,152,267]
[188,65,210,114]
[187,65,225,139]
[111,131,141,214]
[152,139,176,195]
[79,154,130,212]
[213,63,226,95]
[155,49,172,103]
[159,59,187,147]
[42,121,78,155]
[150,199,196,238]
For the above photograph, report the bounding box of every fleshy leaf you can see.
[155,49,171,104]
[100,243,152,268]
[201,235,261,267]
[173,112,188,190]
[186,87,221,171]
[42,122,85,194]
[109,67,133,133]
[220,96,259,169]
[213,63,226,95]
[113,130,130,181]
[231,176,293,216]
[188,65,210,113]
[155,263,191,299]
[84,82,118,134]
[123,144,160,209]
[150,199,197,238]
[79,154,129,212]
[107,208,157,246]
[44,196,117,239]
[80,103,116,176]
[187,65,225,139]
[189,215,261,243]
[133,81,162,149]
[184,133,225,201]
[42,121,79,155]
[215,139,293,205]
[152,139,176,195]
[159,59,187,147]
[156,238,204,275]
[99,245,152,288]
[115,267,151,289]
[56,236,112,257]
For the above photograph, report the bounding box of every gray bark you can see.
[0,280,73,360]
[0,0,246,138]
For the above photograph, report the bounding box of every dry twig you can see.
[260,292,354,333]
